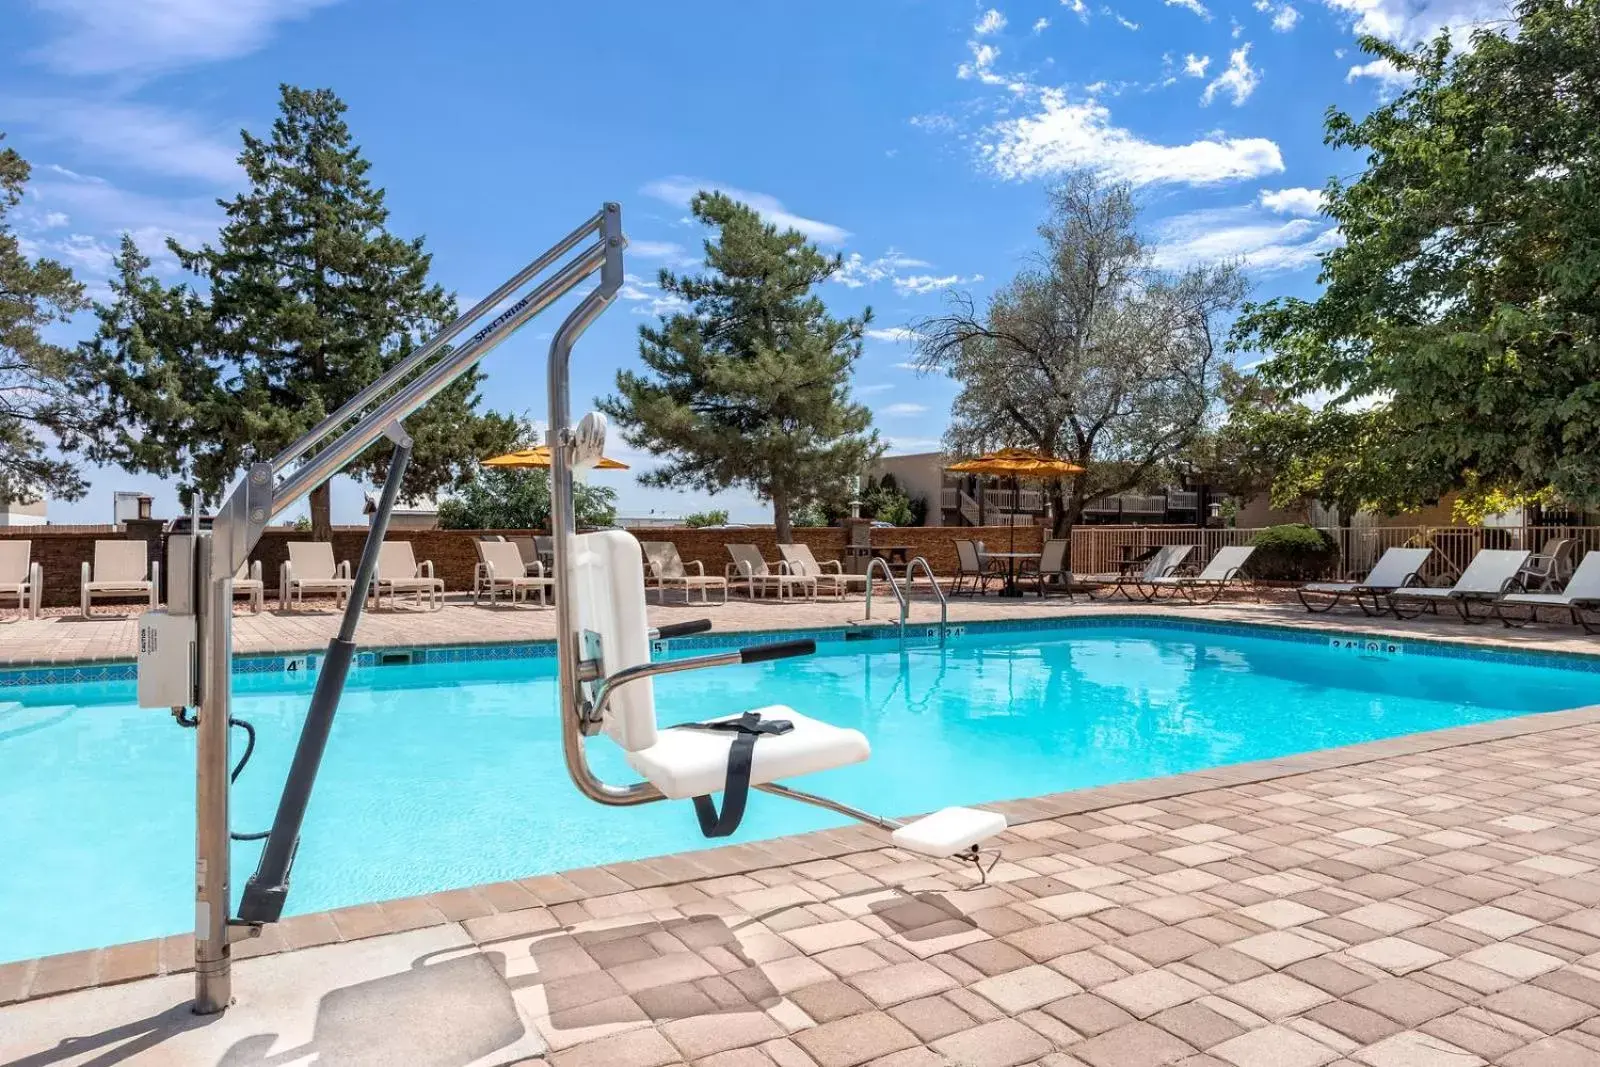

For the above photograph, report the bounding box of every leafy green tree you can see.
[435,468,617,530]
[1231,0,1600,516]
[0,133,92,503]
[599,192,881,542]
[914,174,1245,535]
[80,86,517,535]
[683,509,729,527]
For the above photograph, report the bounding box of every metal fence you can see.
[1069,523,1600,580]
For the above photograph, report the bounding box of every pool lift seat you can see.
[557,456,1007,876]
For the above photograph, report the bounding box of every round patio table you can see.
[985,551,1041,598]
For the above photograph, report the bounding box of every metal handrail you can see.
[863,556,905,636]
[905,555,948,643]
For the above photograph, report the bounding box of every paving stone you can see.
[1043,993,1138,1037]
[1479,984,1596,1034]
[1219,973,1331,1020]
[1445,906,1542,940]
[792,1011,919,1067]
[1148,1002,1246,1050]
[663,1010,786,1061]
[1283,957,1375,997]
[1231,932,1329,969]
[1210,1024,1338,1067]
[549,1026,680,1067]
[1346,978,1461,1028]
[954,939,1035,976]
[1460,941,1565,980]
[1097,969,1208,1018]
[888,994,977,1042]
[1416,1011,1526,1061]
[1050,950,1132,989]
[1236,901,1326,930]
[1005,923,1103,962]
[1070,1020,1199,1067]
[1499,1035,1600,1067]
[1305,1002,1404,1044]
[972,963,1081,1014]
[1350,1031,1486,1067]
[931,1018,1054,1067]
[790,979,874,1023]
[1344,938,1448,976]
[1119,929,1214,967]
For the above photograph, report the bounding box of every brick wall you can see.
[0,523,1047,606]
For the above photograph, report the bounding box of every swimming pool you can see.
[1,620,1594,963]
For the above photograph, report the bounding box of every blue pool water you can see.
[0,622,1595,963]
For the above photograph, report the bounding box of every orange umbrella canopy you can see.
[481,445,629,470]
[945,447,1084,477]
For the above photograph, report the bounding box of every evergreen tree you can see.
[81,86,516,533]
[599,192,880,541]
[0,133,92,503]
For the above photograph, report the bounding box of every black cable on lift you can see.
[171,708,269,841]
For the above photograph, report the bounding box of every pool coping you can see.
[6,696,1600,1006]
[2,608,1598,689]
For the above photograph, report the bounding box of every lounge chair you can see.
[509,536,547,577]
[1297,547,1432,615]
[1019,538,1072,598]
[233,561,265,614]
[1084,545,1195,601]
[1386,548,1530,622]
[280,542,354,611]
[370,541,444,611]
[0,541,42,618]
[1137,545,1258,604]
[642,541,727,604]
[81,540,158,617]
[1495,551,1600,632]
[951,539,1004,596]
[778,543,869,600]
[1521,537,1575,591]
[725,544,816,600]
[474,539,553,606]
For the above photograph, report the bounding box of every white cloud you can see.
[1318,0,1505,47]
[1272,4,1301,30]
[1183,53,1211,77]
[1346,56,1413,89]
[1032,16,1051,31]
[1165,0,1213,19]
[618,272,689,317]
[834,249,932,288]
[19,166,221,276]
[857,383,895,395]
[980,87,1284,185]
[974,8,1007,34]
[1151,205,1342,273]
[640,176,851,245]
[1107,9,1141,29]
[1258,186,1324,215]
[867,327,921,343]
[884,435,943,454]
[627,238,699,267]
[41,211,69,228]
[27,0,343,77]
[1202,44,1260,106]
[1060,0,1090,22]
[892,273,984,295]
[891,361,923,371]
[957,41,1006,85]
[0,97,241,184]
[882,403,929,416]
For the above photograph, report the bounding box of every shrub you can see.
[1248,524,1339,581]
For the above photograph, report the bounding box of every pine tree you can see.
[0,133,92,504]
[81,86,516,534]
[599,192,880,541]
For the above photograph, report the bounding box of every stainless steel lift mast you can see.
[188,204,625,1014]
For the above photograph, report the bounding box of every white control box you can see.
[137,611,197,708]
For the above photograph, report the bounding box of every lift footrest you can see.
[892,806,1007,859]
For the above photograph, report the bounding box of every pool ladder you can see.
[864,556,949,644]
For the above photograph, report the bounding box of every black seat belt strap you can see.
[672,711,792,838]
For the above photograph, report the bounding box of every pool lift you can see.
[138,202,1005,1018]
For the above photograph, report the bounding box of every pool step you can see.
[892,806,1007,859]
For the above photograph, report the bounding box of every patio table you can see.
[985,551,1041,598]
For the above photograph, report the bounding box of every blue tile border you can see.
[0,611,1595,688]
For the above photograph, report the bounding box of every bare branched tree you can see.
[913,173,1246,535]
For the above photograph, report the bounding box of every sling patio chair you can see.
[279,542,354,611]
[778,542,870,600]
[1520,537,1576,591]
[474,538,553,607]
[951,539,1005,596]
[81,540,159,617]
[725,544,816,600]
[1136,545,1259,604]
[641,541,728,604]
[1495,550,1600,633]
[1083,544,1194,601]
[1297,547,1432,615]
[369,541,445,611]
[0,541,42,618]
[1018,538,1073,599]
[1386,548,1530,623]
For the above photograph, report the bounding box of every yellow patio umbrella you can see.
[945,448,1084,594]
[481,445,630,470]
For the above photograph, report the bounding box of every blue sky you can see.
[3,0,1498,524]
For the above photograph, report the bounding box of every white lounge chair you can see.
[370,541,444,611]
[279,542,354,611]
[1137,545,1258,604]
[474,538,553,606]
[1019,538,1072,598]
[778,543,869,600]
[1496,551,1600,632]
[725,544,816,600]
[1298,547,1432,615]
[81,540,158,617]
[1084,545,1195,601]
[642,541,727,604]
[233,561,265,614]
[1387,548,1530,622]
[0,541,42,618]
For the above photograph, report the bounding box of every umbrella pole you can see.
[1001,475,1021,597]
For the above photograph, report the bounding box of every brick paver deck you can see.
[7,703,1600,1065]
